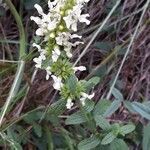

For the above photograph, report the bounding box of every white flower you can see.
[56,32,83,58]
[73,66,86,72]
[51,75,63,90]
[46,66,52,80]
[66,98,74,109]
[64,46,72,58]
[30,16,41,25]
[48,0,58,10]
[48,0,65,13]
[56,32,69,46]
[52,46,61,62]
[32,43,43,52]
[32,43,46,68]
[39,53,46,60]
[31,3,61,37]
[76,0,90,4]
[80,92,95,106]
[33,57,42,68]
[71,34,82,39]
[63,4,90,31]
[34,4,45,16]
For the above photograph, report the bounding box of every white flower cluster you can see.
[31,0,94,109]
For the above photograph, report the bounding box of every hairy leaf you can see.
[110,139,128,150]
[78,135,100,150]
[120,124,135,136]
[94,115,111,130]
[101,132,116,145]
[112,87,123,101]
[93,99,111,116]
[65,111,87,125]
[143,124,150,150]
[103,100,121,117]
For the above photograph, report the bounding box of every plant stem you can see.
[0,0,26,127]
[4,0,26,58]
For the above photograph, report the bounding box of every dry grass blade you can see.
[0,0,26,127]
[73,0,121,66]
[106,0,150,100]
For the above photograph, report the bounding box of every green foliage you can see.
[93,99,111,116]
[101,132,116,145]
[143,124,150,150]
[112,87,124,101]
[78,135,101,150]
[110,139,128,150]
[60,75,85,100]
[120,124,135,136]
[83,76,100,91]
[124,101,150,120]
[94,115,111,130]
[1,0,149,149]
[47,99,66,115]
[83,99,95,112]
[103,100,121,117]
[65,111,87,125]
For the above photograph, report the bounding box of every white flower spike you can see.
[31,0,92,109]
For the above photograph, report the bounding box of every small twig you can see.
[38,90,58,123]
[0,59,21,63]
[15,69,38,117]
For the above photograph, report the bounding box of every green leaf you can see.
[112,87,123,101]
[78,135,101,150]
[131,102,150,120]
[95,144,111,150]
[123,101,135,113]
[93,99,111,116]
[143,124,150,150]
[101,132,116,145]
[61,128,75,150]
[33,123,42,137]
[103,100,121,117]
[24,111,40,123]
[83,99,95,112]
[94,115,111,130]
[110,139,128,150]
[94,42,113,53]
[65,111,87,125]
[84,77,100,91]
[45,125,54,150]
[120,124,135,136]
[67,75,78,93]
[47,99,66,116]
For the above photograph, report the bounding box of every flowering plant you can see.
[31,0,94,109]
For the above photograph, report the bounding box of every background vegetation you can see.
[0,0,150,149]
